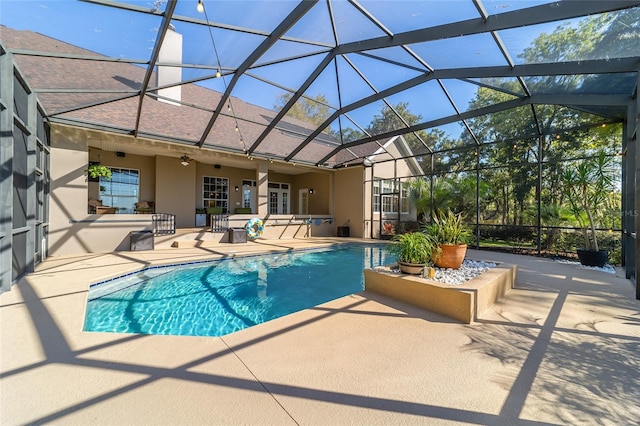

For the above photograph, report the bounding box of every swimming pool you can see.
[84,244,393,337]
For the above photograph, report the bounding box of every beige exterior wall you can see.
[292,172,331,215]
[48,125,155,256]
[196,162,256,213]
[257,162,268,217]
[334,167,365,237]
[47,124,363,256]
[49,126,91,255]
[156,155,196,228]
[267,172,294,184]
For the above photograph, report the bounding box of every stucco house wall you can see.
[334,167,365,238]
[47,124,351,255]
[48,125,156,256]
[292,172,331,215]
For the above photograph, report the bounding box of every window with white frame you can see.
[400,184,409,213]
[203,176,229,213]
[99,167,139,214]
[373,179,408,214]
[373,182,380,213]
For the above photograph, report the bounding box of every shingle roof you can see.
[2,26,375,167]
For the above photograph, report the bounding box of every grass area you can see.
[479,239,537,249]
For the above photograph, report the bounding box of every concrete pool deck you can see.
[1,238,639,425]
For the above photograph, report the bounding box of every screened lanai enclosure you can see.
[0,0,639,295]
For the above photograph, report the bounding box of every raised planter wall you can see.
[364,262,517,323]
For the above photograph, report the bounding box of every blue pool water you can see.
[84,244,394,337]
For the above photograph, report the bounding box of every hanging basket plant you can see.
[85,164,112,180]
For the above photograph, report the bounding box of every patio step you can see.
[153,227,225,249]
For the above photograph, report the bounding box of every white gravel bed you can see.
[552,258,616,274]
[376,259,497,285]
[430,260,497,285]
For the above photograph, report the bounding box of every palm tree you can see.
[405,178,430,222]
[561,151,616,252]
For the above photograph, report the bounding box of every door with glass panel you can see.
[242,180,256,213]
[299,188,309,215]
[268,182,290,215]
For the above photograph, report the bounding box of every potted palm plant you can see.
[389,231,437,275]
[561,150,616,267]
[425,209,472,269]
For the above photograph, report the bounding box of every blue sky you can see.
[0,0,576,141]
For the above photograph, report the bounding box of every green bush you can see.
[390,231,437,265]
[397,221,422,234]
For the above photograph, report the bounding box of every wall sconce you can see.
[309,188,314,194]
[234,186,239,192]
[180,154,190,166]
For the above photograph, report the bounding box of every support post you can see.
[256,161,268,218]
[537,136,543,255]
[476,147,480,249]
[633,74,640,299]
[0,50,13,291]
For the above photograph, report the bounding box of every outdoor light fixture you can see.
[180,154,190,166]
[196,0,204,13]
[234,186,239,192]
[215,69,221,78]
[309,188,314,194]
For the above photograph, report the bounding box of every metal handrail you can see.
[152,213,176,235]
[211,214,229,233]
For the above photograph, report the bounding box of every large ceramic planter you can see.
[434,244,467,269]
[398,261,425,275]
[577,249,608,267]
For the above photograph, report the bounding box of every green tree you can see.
[462,8,630,226]
[562,151,617,251]
[340,127,365,143]
[366,102,432,153]
[274,93,332,130]
[405,177,430,221]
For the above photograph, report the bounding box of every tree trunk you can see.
[583,203,599,251]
